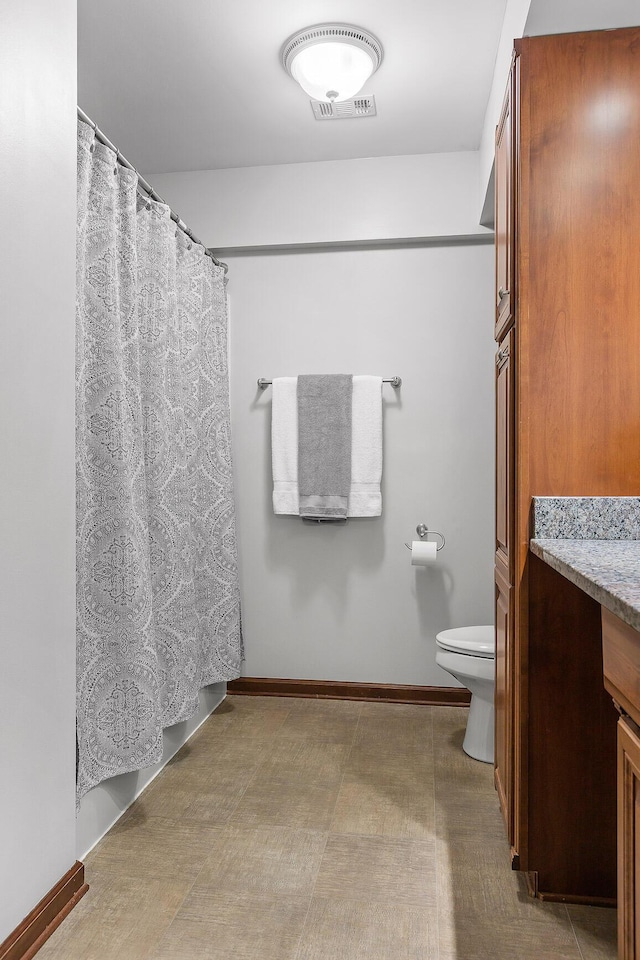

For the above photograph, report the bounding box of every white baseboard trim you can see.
[76,683,226,860]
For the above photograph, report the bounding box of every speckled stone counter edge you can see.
[533,496,640,539]
[530,538,640,632]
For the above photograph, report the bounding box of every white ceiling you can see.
[78,0,508,175]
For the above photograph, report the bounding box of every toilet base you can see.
[462,691,494,764]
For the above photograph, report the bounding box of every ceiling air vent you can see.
[310,95,377,120]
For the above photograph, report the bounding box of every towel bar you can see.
[257,376,401,389]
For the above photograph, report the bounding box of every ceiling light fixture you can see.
[281,23,383,104]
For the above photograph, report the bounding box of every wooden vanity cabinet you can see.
[494,27,640,902]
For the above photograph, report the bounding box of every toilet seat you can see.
[435,625,495,658]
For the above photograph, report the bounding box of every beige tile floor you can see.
[39,697,617,960]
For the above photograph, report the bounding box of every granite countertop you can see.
[530,497,640,631]
[530,537,640,632]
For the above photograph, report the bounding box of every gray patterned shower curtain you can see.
[75,120,242,801]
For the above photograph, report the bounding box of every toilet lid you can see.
[435,625,495,657]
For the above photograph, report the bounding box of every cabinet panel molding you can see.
[494,75,515,341]
[495,330,514,579]
[618,717,640,960]
[494,560,513,846]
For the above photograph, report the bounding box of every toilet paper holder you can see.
[404,523,445,552]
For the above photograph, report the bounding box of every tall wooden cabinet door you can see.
[495,560,513,843]
[495,329,515,577]
[495,72,515,341]
[618,716,640,959]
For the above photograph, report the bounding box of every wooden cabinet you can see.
[617,717,640,960]
[603,607,640,956]
[495,328,515,849]
[494,558,513,846]
[494,75,514,342]
[494,27,640,902]
[495,330,514,577]
[603,608,640,725]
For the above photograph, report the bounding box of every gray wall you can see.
[479,0,640,219]
[525,0,640,36]
[227,242,495,685]
[0,0,77,939]
[149,151,490,249]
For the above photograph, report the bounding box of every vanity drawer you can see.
[603,607,640,728]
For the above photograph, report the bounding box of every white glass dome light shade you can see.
[282,24,383,104]
[291,42,374,102]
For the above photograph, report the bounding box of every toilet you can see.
[435,625,495,764]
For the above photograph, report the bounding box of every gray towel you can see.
[297,374,353,520]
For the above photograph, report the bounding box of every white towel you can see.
[348,376,382,517]
[271,375,383,517]
[272,377,299,515]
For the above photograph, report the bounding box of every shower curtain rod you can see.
[77,106,228,275]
